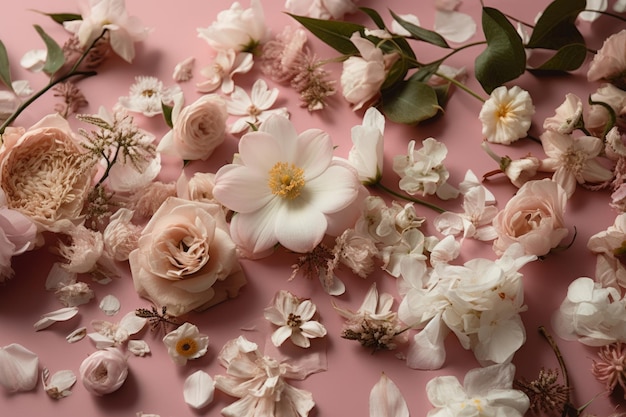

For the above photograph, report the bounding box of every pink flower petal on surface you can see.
[0,344,39,392]
[369,373,409,417]
[184,370,214,409]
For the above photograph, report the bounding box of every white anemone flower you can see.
[226,79,288,133]
[213,114,361,256]
[479,85,535,144]
[162,322,209,365]
[118,76,181,117]
[264,290,327,348]
[425,363,530,417]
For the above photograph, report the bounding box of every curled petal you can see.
[0,344,39,392]
[34,307,79,331]
[369,373,409,417]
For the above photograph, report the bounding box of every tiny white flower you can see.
[197,50,253,94]
[479,85,535,144]
[264,290,327,348]
[226,78,289,133]
[118,76,181,117]
[88,311,147,348]
[162,322,209,365]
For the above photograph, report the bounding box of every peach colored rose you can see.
[0,114,96,233]
[587,29,626,87]
[158,93,228,161]
[79,348,128,396]
[492,179,568,256]
[129,197,246,316]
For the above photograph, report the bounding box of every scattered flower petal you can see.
[369,373,409,417]
[162,322,209,365]
[183,370,215,409]
[34,307,79,331]
[128,340,151,357]
[173,56,195,82]
[0,343,39,392]
[434,11,476,43]
[67,327,87,343]
[42,368,76,399]
[99,294,121,316]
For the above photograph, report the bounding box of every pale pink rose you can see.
[158,93,228,161]
[79,348,128,396]
[587,83,626,134]
[129,197,246,316]
[197,0,269,52]
[492,179,569,256]
[587,29,626,86]
[340,32,399,110]
[176,171,217,203]
[0,114,96,233]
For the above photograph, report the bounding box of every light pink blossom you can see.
[79,348,128,396]
[587,29,626,86]
[284,0,360,20]
[479,86,535,145]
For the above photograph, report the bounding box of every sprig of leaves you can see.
[290,0,594,126]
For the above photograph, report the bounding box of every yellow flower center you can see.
[141,89,156,98]
[496,103,511,119]
[268,162,305,199]
[175,337,199,357]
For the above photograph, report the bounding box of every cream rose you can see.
[492,179,568,256]
[79,348,128,396]
[158,93,228,161]
[0,114,96,233]
[129,197,246,316]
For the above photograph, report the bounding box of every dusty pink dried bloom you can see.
[55,281,95,307]
[588,29,626,88]
[131,181,176,218]
[53,82,88,118]
[260,26,308,83]
[291,55,336,111]
[289,244,334,282]
[102,208,140,262]
[62,34,111,71]
[514,368,570,414]
[592,342,626,397]
[58,225,104,274]
[332,228,378,278]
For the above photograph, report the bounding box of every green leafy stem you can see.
[0,28,108,136]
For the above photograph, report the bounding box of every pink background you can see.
[0,0,624,416]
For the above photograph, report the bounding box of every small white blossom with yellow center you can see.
[225,78,288,133]
[213,114,362,256]
[264,290,327,348]
[479,85,535,145]
[162,322,209,365]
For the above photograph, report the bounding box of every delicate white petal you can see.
[99,295,121,316]
[128,340,151,357]
[45,262,77,290]
[434,11,476,43]
[271,326,293,347]
[43,368,76,399]
[34,307,79,331]
[425,375,466,406]
[0,344,39,392]
[184,370,215,409]
[370,373,410,417]
[119,312,148,335]
[299,321,327,339]
[275,203,327,253]
[464,362,515,397]
[406,315,448,370]
[87,332,115,349]
[66,327,87,343]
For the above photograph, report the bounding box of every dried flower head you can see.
[53,82,88,118]
[290,243,334,282]
[130,181,177,218]
[135,306,178,335]
[62,33,111,71]
[57,225,104,274]
[291,53,336,111]
[514,368,570,414]
[592,342,626,398]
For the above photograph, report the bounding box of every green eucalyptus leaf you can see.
[380,58,408,90]
[0,40,12,90]
[34,25,65,74]
[389,10,450,49]
[288,14,363,55]
[360,7,386,29]
[381,77,441,125]
[531,43,587,72]
[411,62,441,82]
[29,10,82,24]
[474,7,526,94]
[526,0,585,50]
[161,102,174,129]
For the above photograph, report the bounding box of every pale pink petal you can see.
[259,114,299,157]
[183,370,214,409]
[304,165,360,214]
[434,11,476,43]
[299,321,327,339]
[238,131,284,173]
[369,374,409,417]
[213,165,273,213]
[425,375,466,406]
[275,202,327,253]
[463,362,515,397]
[34,307,79,331]
[0,344,39,392]
[294,129,334,178]
[406,315,448,370]
[230,199,281,254]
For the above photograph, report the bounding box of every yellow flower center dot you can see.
[268,162,305,199]
[175,337,199,357]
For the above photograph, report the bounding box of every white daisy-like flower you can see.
[264,290,327,348]
[479,85,535,145]
[162,322,209,365]
[226,78,289,134]
[118,76,181,117]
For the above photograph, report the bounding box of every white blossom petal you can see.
[66,327,87,343]
[34,307,79,331]
[434,11,476,43]
[0,344,39,392]
[369,373,409,417]
[128,340,151,357]
[42,368,76,399]
[183,370,215,409]
[99,295,121,316]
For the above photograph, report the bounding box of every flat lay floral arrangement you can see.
[1,0,626,416]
